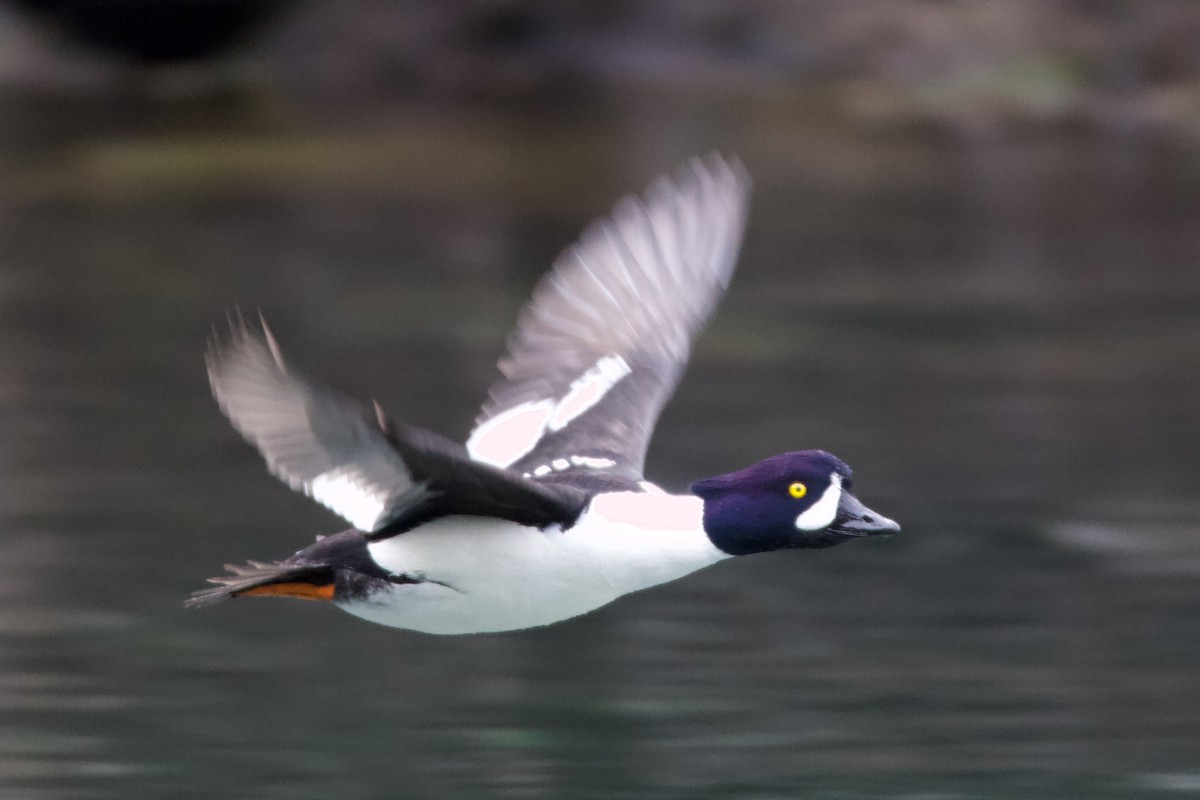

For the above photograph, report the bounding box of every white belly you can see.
[342,493,726,634]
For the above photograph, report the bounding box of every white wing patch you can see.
[523,454,618,479]
[795,474,842,531]
[571,455,617,469]
[466,399,555,468]
[310,470,393,532]
[467,355,631,468]
[547,355,632,432]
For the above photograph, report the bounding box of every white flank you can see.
[794,474,842,531]
[310,470,390,532]
[547,355,632,432]
[466,399,554,467]
[350,492,727,634]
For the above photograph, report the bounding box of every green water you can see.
[1,90,1198,799]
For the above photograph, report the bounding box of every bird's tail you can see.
[185,560,335,607]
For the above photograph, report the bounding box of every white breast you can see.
[342,492,727,634]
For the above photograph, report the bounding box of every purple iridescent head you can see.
[691,450,899,556]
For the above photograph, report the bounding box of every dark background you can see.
[1,3,1199,798]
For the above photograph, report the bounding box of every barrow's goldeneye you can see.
[186,154,899,634]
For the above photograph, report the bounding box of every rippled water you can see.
[1,91,1198,799]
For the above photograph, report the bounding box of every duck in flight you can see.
[186,154,899,634]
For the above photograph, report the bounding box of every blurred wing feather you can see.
[208,317,587,535]
[207,317,423,532]
[468,153,751,484]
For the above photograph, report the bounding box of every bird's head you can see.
[691,450,899,555]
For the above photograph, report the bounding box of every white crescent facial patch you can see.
[794,474,842,531]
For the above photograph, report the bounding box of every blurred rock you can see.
[6,1,1200,134]
[8,0,295,64]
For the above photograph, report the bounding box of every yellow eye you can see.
[788,482,808,499]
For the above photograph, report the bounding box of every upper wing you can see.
[467,153,751,484]
[208,317,588,537]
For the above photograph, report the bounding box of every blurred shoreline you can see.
[3,1,1200,137]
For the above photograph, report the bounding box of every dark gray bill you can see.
[830,491,900,536]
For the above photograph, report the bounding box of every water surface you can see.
[1,91,1198,799]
